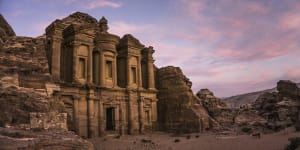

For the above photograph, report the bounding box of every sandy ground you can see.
[89,128,300,150]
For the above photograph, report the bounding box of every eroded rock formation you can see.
[0,127,94,150]
[0,14,96,149]
[156,66,211,133]
[196,89,235,128]
[252,80,300,131]
[0,14,16,48]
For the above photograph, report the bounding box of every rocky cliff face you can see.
[252,80,300,131]
[0,14,16,48]
[0,14,94,149]
[156,66,211,133]
[196,89,235,128]
[223,82,300,108]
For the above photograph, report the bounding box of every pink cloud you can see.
[287,69,300,79]
[84,0,122,9]
[279,13,300,30]
[110,22,155,37]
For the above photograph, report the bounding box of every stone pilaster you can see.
[138,57,143,88]
[87,45,93,83]
[87,89,97,137]
[138,98,144,133]
[126,56,131,88]
[100,51,105,87]
[72,43,79,83]
[98,96,104,136]
[127,91,134,134]
[51,36,62,81]
[73,96,79,133]
[113,55,118,87]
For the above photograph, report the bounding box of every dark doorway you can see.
[106,107,115,130]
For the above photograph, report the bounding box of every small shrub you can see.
[241,127,252,133]
[295,124,300,131]
[174,139,180,143]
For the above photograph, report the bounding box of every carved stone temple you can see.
[45,12,158,138]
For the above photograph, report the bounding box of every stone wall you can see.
[30,112,67,130]
[156,66,211,133]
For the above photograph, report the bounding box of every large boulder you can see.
[156,66,211,133]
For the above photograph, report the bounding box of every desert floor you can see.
[89,128,300,150]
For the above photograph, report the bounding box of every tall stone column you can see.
[126,57,131,87]
[88,90,96,137]
[138,98,144,133]
[113,55,117,87]
[100,51,105,86]
[127,91,134,134]
[151,100,158,129]
[88,100,94,137]
[98,97,104,136]
[73,44,79,82]
[119,105,125,135]
[87,45,93,83]
[147,60,155,89]
[51,37,62,81]
[138,57,143,88]
[73,96,79,133]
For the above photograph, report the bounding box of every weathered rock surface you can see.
[0,85,65,127]
[156,66,211,133]
[0,36,50,90]
[278,80,300,99]
[196,89,235,128]
[223,81,300,108]
[0,14,16,48]
[252,80,300,131]
[197,89,227,116]
[285,137,300,150]
[0,127,94,150]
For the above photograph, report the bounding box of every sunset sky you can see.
[1,0,300,97]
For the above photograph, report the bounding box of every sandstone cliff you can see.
[252,80,300,131]
[156,66,211,133]
[196,89,235,128]
[0,14,16,48]
[0,14,94,149]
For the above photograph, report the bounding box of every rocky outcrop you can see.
[0,127,94,150]
[0,85,65,127]
[253,80,300,131]
[0,14,16,48]
[277,80,300,99]
[196,89,235,128]
[156,66,211,133]
[0,36,50,89]
[197,89,227,116]
[285,137,300,150]
[0,23,93,149]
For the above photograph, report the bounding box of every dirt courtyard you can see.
[89,128,299,150]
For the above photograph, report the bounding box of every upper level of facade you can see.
[45,12,156,90]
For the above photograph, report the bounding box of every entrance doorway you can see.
[106,107,115,130]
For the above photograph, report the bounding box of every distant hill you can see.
[223,83,300,108]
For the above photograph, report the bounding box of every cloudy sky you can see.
[1,0,300,97]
